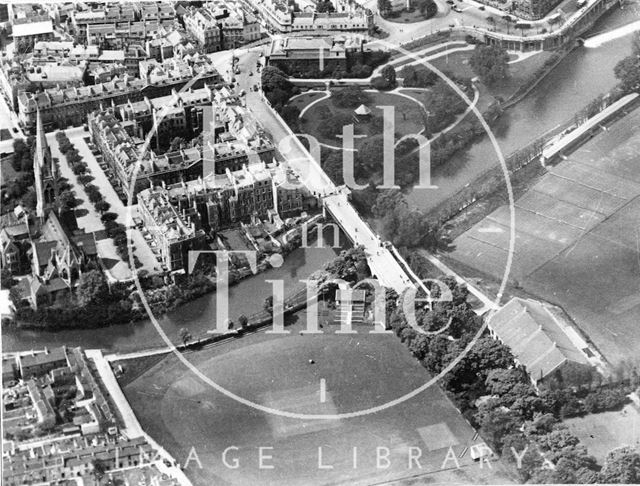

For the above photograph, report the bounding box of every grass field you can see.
[297,90,426,148]
[122,316,515,486]
[565,401,640,463]
[448,107,640,364]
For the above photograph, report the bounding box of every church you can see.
[4,110,100,309]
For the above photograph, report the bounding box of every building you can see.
[1,222,30,275]
[18,347,68,379]
[117,85,216,150]
[487,298,593,386]
[25,378,56,429]
[184,7,222,53]
[254,0,373,33]
[26,211,98,309]
[70,5,136,41]
[17,56,220,131]
[88,110,204,202]
[267,35,364,75]
[137,185,207,271]
[32,110,58,220]
[12,20,54,50]
[204,0,262,49]
[139,161,304,239]
[512,0,563,20]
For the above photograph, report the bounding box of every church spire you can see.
[34,108,48,170]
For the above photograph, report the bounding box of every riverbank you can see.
[5,215,326,333]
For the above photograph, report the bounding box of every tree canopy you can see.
[470,44,510,85]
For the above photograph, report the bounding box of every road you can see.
[85,349,192,486]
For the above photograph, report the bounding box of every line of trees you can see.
[385,281,638,483]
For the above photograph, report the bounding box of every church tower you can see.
[33,109,58,219]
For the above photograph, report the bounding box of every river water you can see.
[2,231,348,353]
[407,5,639,211]
[3,6,638,353]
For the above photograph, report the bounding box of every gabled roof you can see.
[354,104,371,115]
[488,298,590,382]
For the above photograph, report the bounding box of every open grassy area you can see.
[565,402,640,463]
[429,50,555,101]
[123,315,515,486]
[448,106,640,365]
[297,89,427,148]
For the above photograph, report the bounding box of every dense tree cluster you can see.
[470,44,510,85]
[331,86,370,108]
[372,190,450,250]
[383,281,636,483]
[324,246,370,283]
[614,33,640,93]
[2,138,36,212]
[261,66,298,111]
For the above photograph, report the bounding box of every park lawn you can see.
[489,51,556,101]
[297,90,426,148]
[428,49,555,102]
[564,402,640,464]
[122,314,515,486]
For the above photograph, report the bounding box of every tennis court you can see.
[450,107,640,363]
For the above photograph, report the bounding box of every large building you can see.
[137,161,305,270]
[117,85,216,151]
[137,185,207,272]
[183,7,222,53]
[254,0,373,33]
[17,56,220,131]
[88,110,203,202]
[267,35,364,75]
[487,298,594,386]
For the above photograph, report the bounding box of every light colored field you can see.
[123,318,515,486]
[449,107,640,363]
[565,402,640,463]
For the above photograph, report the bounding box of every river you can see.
[407,4,639,211]
[4,6,638,354]
[2,231,348,353]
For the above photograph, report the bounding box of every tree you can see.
[332,86,370,108]
[100,212,118,223]
[168,137,185,152]
[178,328,192,345]
[58,191,78,211]
[1,269,15,289]
[470,44,510,85]
[77,173,94,185]
[322,150,345,185]
[238,314,248,329]
[377,0,392,15]
[94,200,111,213]
[316,0,335,12]
[264,296,274,314]
[614,54,640,94]
[261,66,293,108]
[599,447,640,484]
[76,270,109,307]
[381,65,396,88]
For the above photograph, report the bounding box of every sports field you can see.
[449,107,640,364]
[122,317,514,486]
[564,401,640,463]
